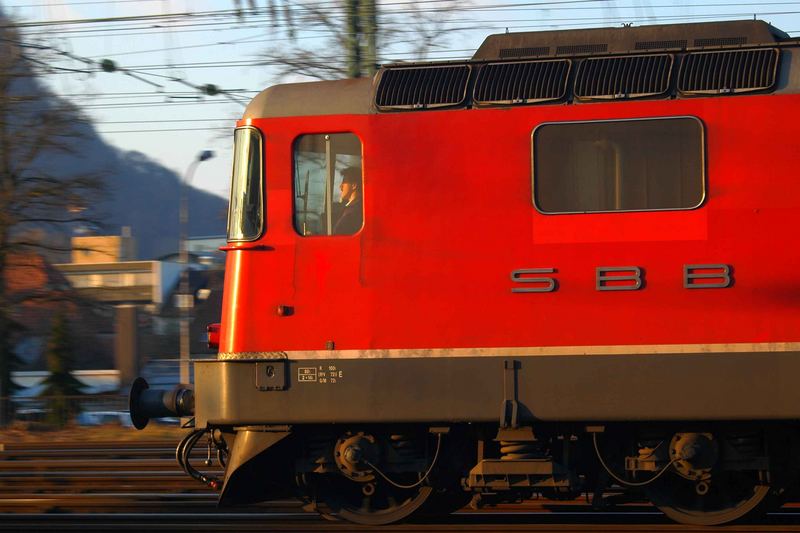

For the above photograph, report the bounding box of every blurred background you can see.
[0,0,798,432]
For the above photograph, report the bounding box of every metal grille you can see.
[473,59,571,105]
[375,65,470,110]
[694,36,747,47]
[635,39,687,50]
[499,46,550,59]
[678,48,779,95]
[555,43,608,55]
[574,54,673,100]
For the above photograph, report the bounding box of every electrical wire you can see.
[592,432,679,488]
[9,0,165,6]
[177,428,223,490]
[96,118,235,123]
[5,1,800,132]
[1,35,250,105]
[6,0,610,28]
[363,433,442,490]
[18,8,800,46]
[9,1,797,38]
[98,127,231,133]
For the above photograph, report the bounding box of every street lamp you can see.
[179,150,214,387]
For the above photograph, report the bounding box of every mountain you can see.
[41,128,229,261]
[45,139,230,260]
[95,148,229,260]
[0,11,229,260]
[37,112,229,260]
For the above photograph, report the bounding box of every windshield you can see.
[227,127,264,241]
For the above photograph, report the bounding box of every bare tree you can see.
[255,0,463,81]
[0,21,105,424]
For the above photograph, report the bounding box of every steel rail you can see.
[2,440,800,530]
[1,511,800,532]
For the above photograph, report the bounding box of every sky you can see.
[4,0,800,200]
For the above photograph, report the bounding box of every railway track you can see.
[0,439,236,513]
[3,439,800,531]
[3,511,800,532]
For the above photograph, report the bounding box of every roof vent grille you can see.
[574,54,673,100]
[375,65,470,111]
[473,59,571,105]
[635,39,688,50]
[499,46,550,59]
[555,43,608,55]
[678,48,779,95]
[694,36,747,47]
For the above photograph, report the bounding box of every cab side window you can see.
[293,133,363,236]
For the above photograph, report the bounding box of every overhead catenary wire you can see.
[10,1,800,45]
[96,118,237,123]
[4,0,612,29]
[98,127,232,133]
[1,0,797,46]
[23,5,800,71]
[11,5,800,83]
[10,0,800,28]
[0,35,249,106]
[15,9,799,37]
[17,6,800,45]
[6,1,800,158]
[11,0,800,27]
[9,0,166,6]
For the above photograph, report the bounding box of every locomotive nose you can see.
[128,377,195,430]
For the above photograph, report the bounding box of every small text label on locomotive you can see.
[298,367,318,382]
[511,264,732,293]
[298,365,344,384]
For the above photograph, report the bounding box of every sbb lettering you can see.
[510,268,557,293]
[596,266,643,291]
[511,264,732,293]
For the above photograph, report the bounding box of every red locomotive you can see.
[131,19,800,525]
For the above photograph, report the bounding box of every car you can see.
[76,410,133,427]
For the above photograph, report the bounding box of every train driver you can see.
[333,166,363,235]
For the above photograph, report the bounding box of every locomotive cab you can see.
[132,19,800,527]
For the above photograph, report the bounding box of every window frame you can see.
[291,131,364,237]
[531,116,707,215]
[226,125,265,242]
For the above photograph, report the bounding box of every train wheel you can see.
[643,431,781,525]
[646,470,772,525]
[299,430,440,525]
[306,474,433,525]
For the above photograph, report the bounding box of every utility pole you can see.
[345,0,378,78]
[345,0,362,78]
[179,150,214,386]
[360,0,378,76]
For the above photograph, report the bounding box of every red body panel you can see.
[220,95,800,353]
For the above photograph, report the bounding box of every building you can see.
[50,232,225,387]
[70,226,136,264]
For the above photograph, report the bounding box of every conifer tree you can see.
[40,313,84,426]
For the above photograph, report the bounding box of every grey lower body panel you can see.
[194,351,800,427]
